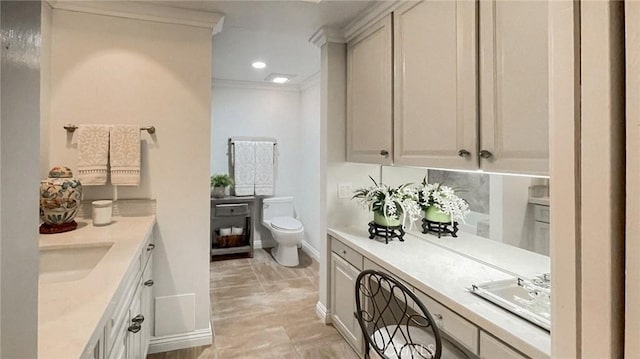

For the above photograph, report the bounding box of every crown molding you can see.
[343,0,404,42]
[47,0,225,33]
[309,27,346,48]
[299,72,320,91]
[212,78,301,92]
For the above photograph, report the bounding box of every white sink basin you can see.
[39,243,113,284]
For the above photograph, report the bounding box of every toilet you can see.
[262,196,304,267]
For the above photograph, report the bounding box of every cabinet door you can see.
[126,290,143,359]
[479,0,549,175]
[394,0,478,170]
[330,253,363,354]
[347,14,393,165]
[533,221,550,256]
[140,255,154,358]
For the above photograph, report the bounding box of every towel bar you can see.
[63,124,156,134]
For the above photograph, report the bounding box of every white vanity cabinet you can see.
[328,233,548,358]
[84,236,155,359]
[346,14,393,165]
[393,0,478,171]
[330,239,364,354]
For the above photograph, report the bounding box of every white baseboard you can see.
[316,301,331,324]
[148,324,212,354]
[301,240,320,262]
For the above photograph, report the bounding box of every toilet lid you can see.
[270,217,302,231]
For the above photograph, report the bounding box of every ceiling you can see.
[160,1,377,85]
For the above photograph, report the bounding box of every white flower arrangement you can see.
[416,178,470,223]
[352,176,422,228]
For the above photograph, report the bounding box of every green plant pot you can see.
[424,206,452,223]
[373,212,402,227]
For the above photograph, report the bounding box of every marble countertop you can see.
[328,226,551,359]
[38,216,156,359]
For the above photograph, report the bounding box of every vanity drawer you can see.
[415,290,479,354]
[479,331,527,359]
[331,237,363,270]
[214,204,249,217]
[534,204,550,223]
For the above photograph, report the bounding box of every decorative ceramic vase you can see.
[39,166,82,234]
[373,212,402,227]
[424,206,451,223]
[211,186,226,198]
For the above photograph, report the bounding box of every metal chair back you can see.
[355,269,442,359]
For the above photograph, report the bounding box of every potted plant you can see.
[352,176,422,228]
[211,174,233,198]
[416,177,469,224]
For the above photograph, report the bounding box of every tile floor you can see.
[147,249,359,359]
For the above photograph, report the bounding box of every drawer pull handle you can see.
[128,323,141,333]
[380,149,389,157]
[457,149,471,158]
[144,279,154,287]
[132,314,145,324]
[342,250,346,255]
[434,313,443,321]
[479,150,493,159]
[147,243,155,251]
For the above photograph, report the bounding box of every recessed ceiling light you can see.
[265,73,296,84]
[252,61,266,69]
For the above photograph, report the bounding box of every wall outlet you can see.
[338,183,352,199]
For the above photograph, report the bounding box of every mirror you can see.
[381,165,550,275]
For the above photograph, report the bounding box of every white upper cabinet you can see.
[479,0,549,175]
[346,0,549,175]
[347,14,393,165]
[393,0,478,170]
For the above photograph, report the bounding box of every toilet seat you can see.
[270,217,302,231]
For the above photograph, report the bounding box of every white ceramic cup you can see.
[92,200,113,226]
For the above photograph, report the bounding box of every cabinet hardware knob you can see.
[128,323,141,333]
[132,314,145,324]
[144,279,154,287]
[457,149,471,158]
[342,250,346,255]
[434,313,443,321]
[479,150,493,159]
[147,243,155,251]
[380,149,389,157]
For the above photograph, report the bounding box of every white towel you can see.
[233,141,256,196]
[77,125,110,186]
[110,125,141,186]
[254,141,275,196]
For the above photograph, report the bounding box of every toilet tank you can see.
[262,197,294,220]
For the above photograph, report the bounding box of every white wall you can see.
[48,9,213,349]
[297,78,321,256]
[211,80,324,254]
[211,83,301,200]
[0,2,41,357]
